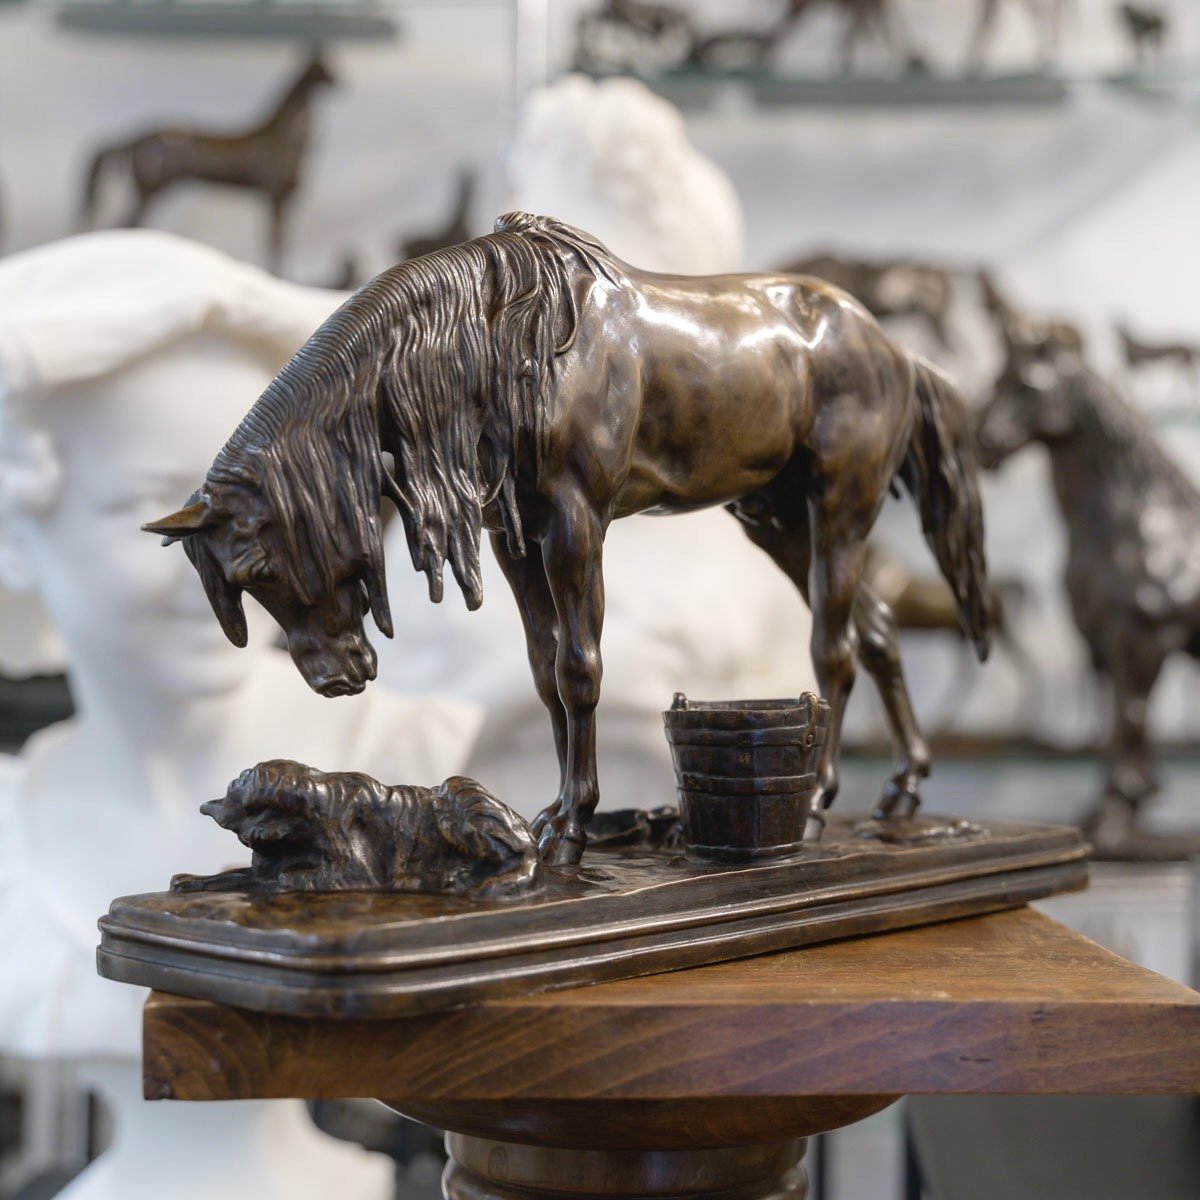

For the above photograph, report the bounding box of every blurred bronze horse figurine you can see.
[146,213,990,865]
[81,51,336,271]
[978,322,1200,855]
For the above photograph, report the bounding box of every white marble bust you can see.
[0,231,483,1198]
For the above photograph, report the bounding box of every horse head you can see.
[143,479,386,699]
[301,48,338,93]
[977,325,1086,470]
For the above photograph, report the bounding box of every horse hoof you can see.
[530,802,561,840]
[875,780,920,821]
[538,829,586,866]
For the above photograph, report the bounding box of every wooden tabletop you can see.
[143,907,1200,1103]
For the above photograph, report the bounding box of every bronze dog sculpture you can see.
[146,213,990,865]
[81,51,336,271]
[174,759,540,896]
[977,325,1200,853]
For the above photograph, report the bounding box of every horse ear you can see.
[183,538,249,648]
[143,497,212,542]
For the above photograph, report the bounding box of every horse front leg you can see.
[488,531,568,837]
[535,491,606,866]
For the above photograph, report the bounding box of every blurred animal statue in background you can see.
[80,50,336,271]
[146,212,990,866]
[1116,320,1198,396]
[784,251,954,349]
[977,320,1200,857]
[574,0,695,71]
[864,546,1036,731]
[179,760,540,897]
[579,0,922,75]
[967,0,1068,69]
[398,167,477,261]
[978,267,1083,359]
[1116,4,1168,64]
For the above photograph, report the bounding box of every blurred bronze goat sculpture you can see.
[978,319,1200,855]
[145,213,990,865]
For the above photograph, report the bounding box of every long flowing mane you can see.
[204,212,622,611]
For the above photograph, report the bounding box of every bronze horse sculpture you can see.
[977,323,1200,853]
[145,213,990,865]
[81,51,336,271]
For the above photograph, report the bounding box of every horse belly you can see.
[616,380,802,517]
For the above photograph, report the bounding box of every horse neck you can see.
[1044,372,1196,531]
[260,71,319,133]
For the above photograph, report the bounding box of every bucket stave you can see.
[663,694,829,862]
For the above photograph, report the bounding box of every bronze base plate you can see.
[97,813,1088,1019]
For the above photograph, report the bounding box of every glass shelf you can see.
[572,62,1200,111]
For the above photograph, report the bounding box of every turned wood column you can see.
[442,1136,809,1199]
[389,1098,895,1200]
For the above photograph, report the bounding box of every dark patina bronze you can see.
[97,811,1086,1018]
[172,760,541,898]
[664,694,829,859]
[80,50,335,271]
[977,323,1200,859]
[144,212,991,866]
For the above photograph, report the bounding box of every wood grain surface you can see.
[142,908,1200,1104]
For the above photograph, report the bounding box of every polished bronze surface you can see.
[977,316,1200,858]
[98,813,1085,1017]
[144,213,991,866]
[80,50,335,270]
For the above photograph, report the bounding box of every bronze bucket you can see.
[662,693,830,862]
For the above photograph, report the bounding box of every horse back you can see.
[561,269,910,517]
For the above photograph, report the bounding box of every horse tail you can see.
[81,139,135,225]
[898,355,992,661]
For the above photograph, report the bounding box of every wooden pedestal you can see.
[140,908,1200,1199]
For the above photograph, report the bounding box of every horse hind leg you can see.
[854,581,930,819]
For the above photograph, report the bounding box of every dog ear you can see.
[435,777,534,862]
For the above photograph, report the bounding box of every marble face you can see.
[6,333,280,700]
